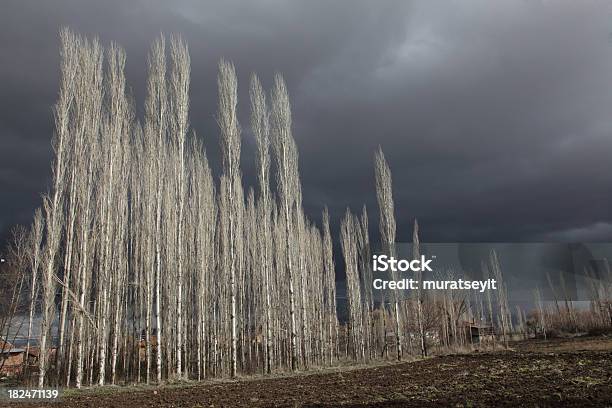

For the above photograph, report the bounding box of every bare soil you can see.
[5,336,612,407]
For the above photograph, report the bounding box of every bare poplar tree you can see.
[168,34,190,378]
[65,32,105,388]
[321,208,337,365]
[144,35,168,383]
[25,209,44,374]
[250,73,275,373]
[357,206,374,359]
[92,40,132,386]
[218,59,241,377]
[374,147,403,361]
[38,28,81,388]
[489,250,511,346]
[412,219,427,357]
[533,288,547,340]
[340,209,364,360]
[270,73,300,371]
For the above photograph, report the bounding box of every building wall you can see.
[1,352,24,376]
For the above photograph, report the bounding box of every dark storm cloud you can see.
[2,0,612,245]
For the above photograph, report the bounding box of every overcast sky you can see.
[2,0,612,245]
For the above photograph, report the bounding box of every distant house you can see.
[1,340,36,377]
[0,338,40,377]
[461,321,495,343]
[1,348,27,376]
[138,329,159,362]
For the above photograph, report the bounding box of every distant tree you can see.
[0,225,29,369]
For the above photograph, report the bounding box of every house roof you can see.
[0,339,15,352]
[0,348,24,354]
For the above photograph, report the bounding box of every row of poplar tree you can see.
[24,29,512,388]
